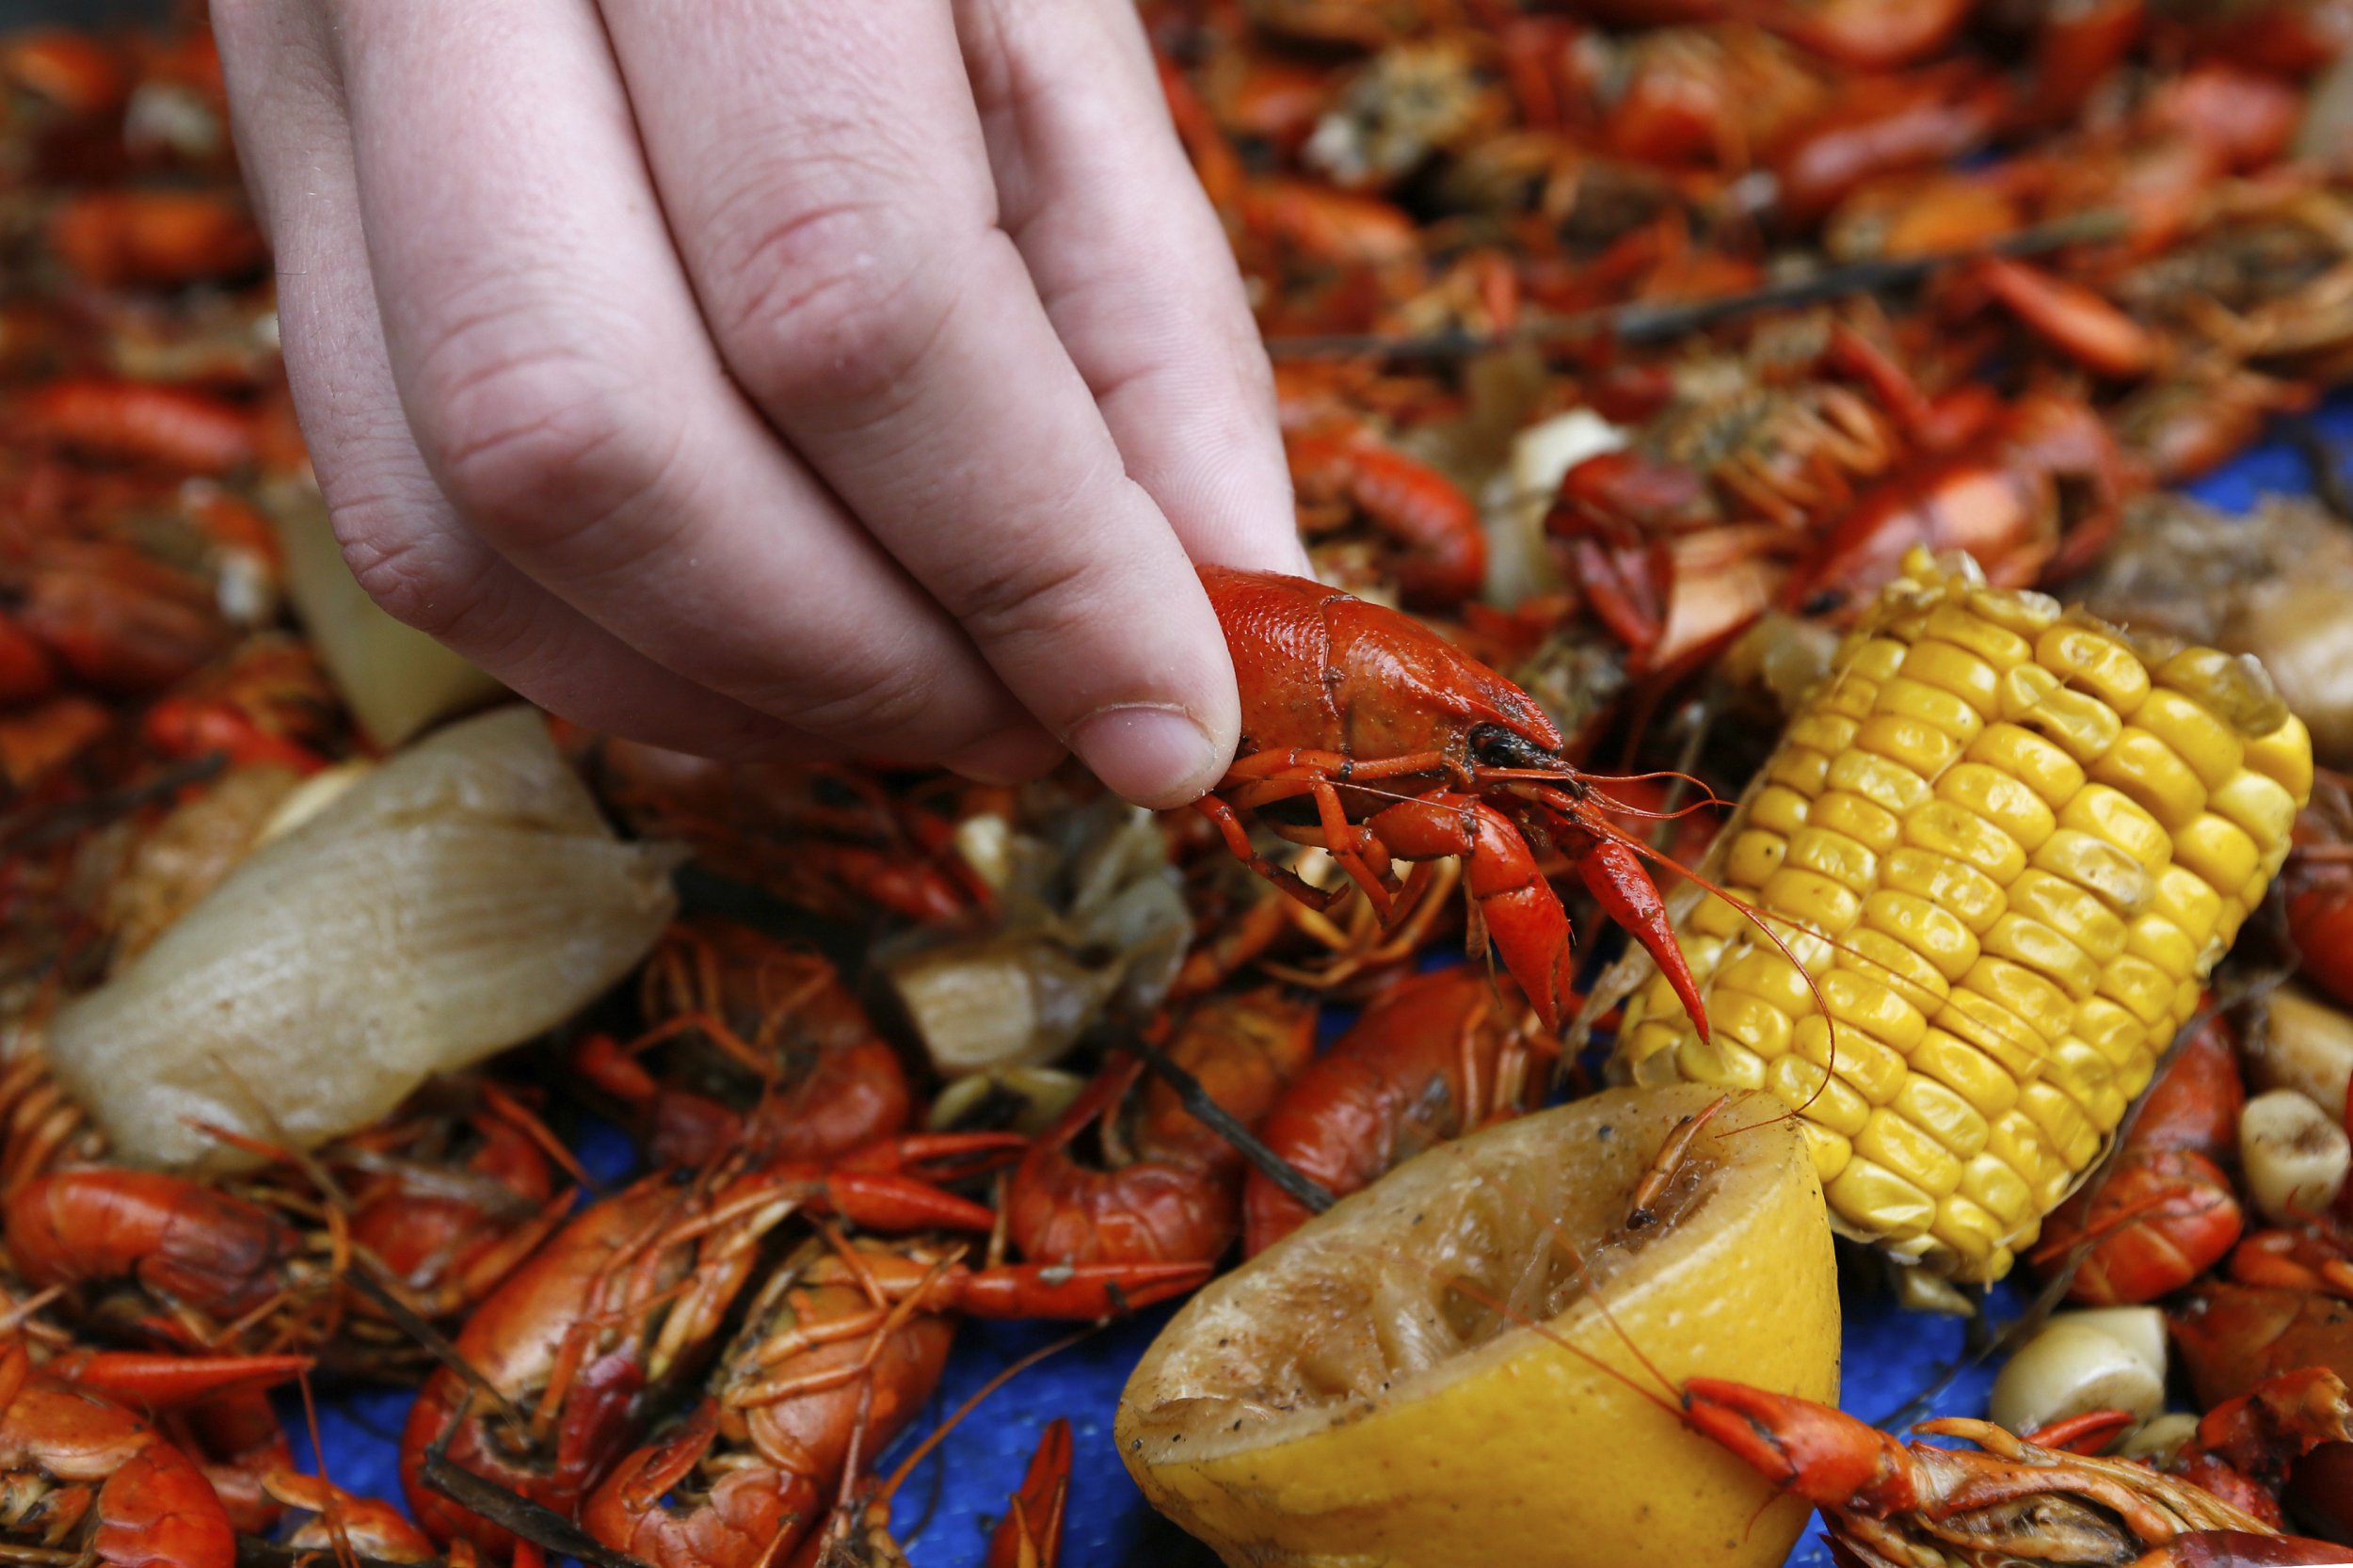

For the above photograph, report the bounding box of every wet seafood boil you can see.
[14,3,2353,1567]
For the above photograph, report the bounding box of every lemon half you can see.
[1116,1085,1839,1568]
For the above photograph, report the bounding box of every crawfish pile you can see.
[9,2,2353,1566]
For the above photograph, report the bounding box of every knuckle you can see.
[701,186,958,408]
[333,514,483,640]
[763,645,951,747]
[944,547,1107,652]
[412,300,675,551]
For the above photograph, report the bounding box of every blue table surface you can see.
[281,403,2353,1566]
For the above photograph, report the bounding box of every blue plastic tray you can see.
[281,407,2346,1565]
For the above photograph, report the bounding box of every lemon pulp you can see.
[1117,1084,1841,1568]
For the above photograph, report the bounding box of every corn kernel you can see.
[2006,871,2128,964]
[1761,867,1863,934]
[1981,913,2101,1000]
[2019,1080,2102,1172]
[1715,990,1797,1059]
[1719,948,1820,1016]
[1858,712,1959,776]
[2135,689,2245,792]
[1802,1120,1853,1183]
[1967,584,2059,637]
[1822,677,1879,721]
[1769,745,1833,795]
[1928,601,2033,668]
[2071,997,2148,1069]
[1769,1055,1871,1139]
[1961,1151,2034,1226]
[1847,636,1909,682]
[1894,1073,1991,1160]
[1857,1109,1963,1197]
[1813,791,1900,853]
[1941,762,2058,852]
[1840,928,1952,1014]
[1752,785,1813,836]
[1861,889,1980,979]
[2038,623,2151,714]
[2031,828,2155,917]
[1830,1158,1936,1240]
[1875,676,1987,743]
[1790,711,1862,756]
[1967,723,2086,809]
[1787,826,1879,895]
[2092,728,2208,832]
[1884,853,2006,936]
[1691,891,1750,937]
[2059,786,2171,871]
[2125,913,2197,982]
[1795,1015,1908,1104]
[1985,1110,2057,1191]
[1906,801,2027,885]
[1618,1018,1686,1071]
[1912,1028,2023,1119]
[2149,865,2222,950]
[1935,989,2048,1080]
[1904,640,2002,716]
[1966,955,2077,1041]
[1725,829,1789,888]
[2048,1037,2123,1129]
[2174,812,2260,894]
[2009,680,2124,766]
[2246,713,2315,802]
[1828,750,1932,815]
[1931,1194,2006,1269]
[1679,1031,1767,1091]
[1822,968,1927,1053]
[2098,953,2178,1028]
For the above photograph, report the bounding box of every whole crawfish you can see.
[1684,1376,2346,1567]
[1195,565,1707,1038]
[1243,965,1546,1255]
[576,917,915,1169]
[582,1233,1193,1568]
[399,1140,1004,1558]
[1007,985,1318,1266]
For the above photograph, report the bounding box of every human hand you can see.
[213,0,1304,807]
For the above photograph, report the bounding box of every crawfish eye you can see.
[1467,725,1557,772]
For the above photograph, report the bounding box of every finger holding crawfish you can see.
[1008,986,1318,1267]
[2037,1014,2247,1304]
[1243,965,1547,1256]
[583,1232,1187,1568]
[1196,565,1708,1039]
[575,917,913,1170]
[400,1140,1003,1557]
[1682,1375,2346,1568]
[0,1340,237,1568]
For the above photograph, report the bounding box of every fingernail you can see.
[945,728,1065,787]
[1068,703,1220,808]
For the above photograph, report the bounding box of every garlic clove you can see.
[2051,1306,2168,1383]
[1989,1320,2165,1438]
[2249,986,2353,1122]
[2241,1087,2353,1225]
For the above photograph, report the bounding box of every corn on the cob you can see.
[1612,547,2312,1282]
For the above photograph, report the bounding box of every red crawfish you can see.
[575,918,914,1170]
[1243,965,1546,1256]
[399,1139,1007,1558]
[2286,774,2353,1010]
[0,1340,237,1568]
[1682,1376,2348,1568]
[2172,1285,2353,1409]
[1195,565,1708,1039]
[2036,1013,2247,1304]
[582,1234,1194,1568]
[1007,985,1318,1267]
[799,1405,1072,1568]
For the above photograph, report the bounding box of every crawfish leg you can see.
[1365,792,1577,1032]
[1194,795,1340,911]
